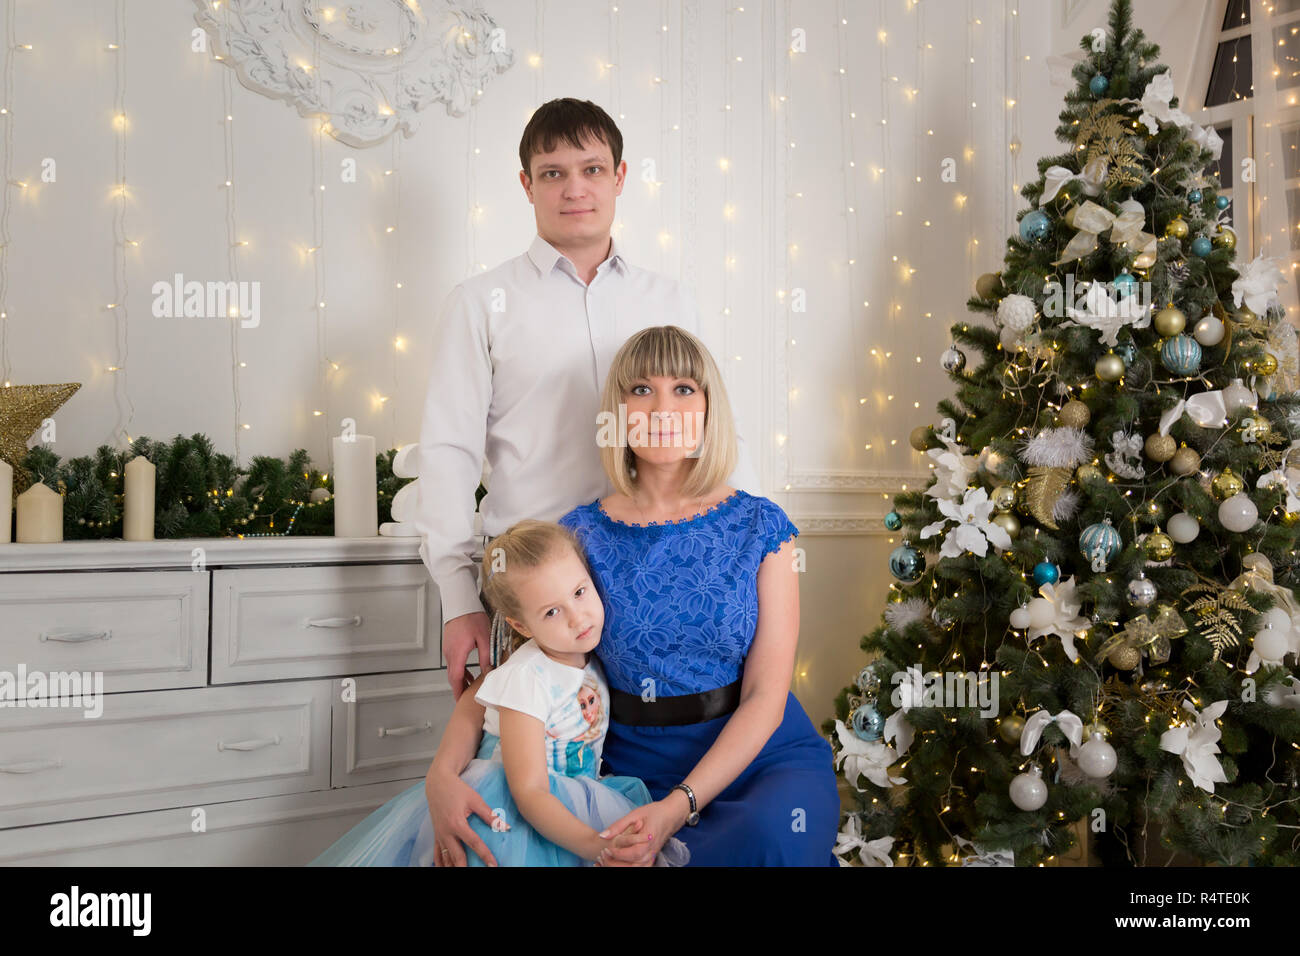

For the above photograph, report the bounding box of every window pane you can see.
[1275,0,1300,14]
[1222,0,1249,30]
[1282,121,1300,179]
[1275,23,1300,91]
[1286,187,1300,250]
[1206,37,1254,106]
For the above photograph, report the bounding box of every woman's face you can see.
[623,374,707,465]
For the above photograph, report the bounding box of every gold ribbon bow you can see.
[1053,198,1158,267]
[1096,605,1188,666]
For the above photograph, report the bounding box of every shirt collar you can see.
[527,233,628,279]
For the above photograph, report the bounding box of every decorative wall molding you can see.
[192,0,514,148]
[784,469,931,536]
[786,468,931,493]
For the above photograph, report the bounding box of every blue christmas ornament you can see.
[850,703,885,741]
[1191,236,1214,257]
[1188,189,1203,204]
[1019,209,1051,242]
[1116,340,1138,365]
[1033,561,1061,587]
[1215,194,1230,210]
[884,510,902,531]
[889,542,926,583]
[1079,517,1122,567]
[1161,333,1203,375]
[1111,271,1139,298]
[1089,74,1109,96]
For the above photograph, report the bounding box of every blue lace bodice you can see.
[558,490,799,697]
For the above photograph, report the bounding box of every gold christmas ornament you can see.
[1076,462,1104,483]
[1241,415,1273,443]
[1237,304,1258,325]
[991,512,1020,539]
[1164,217,1189,239]
[1253,351,1278,377]
[0,382,83,495]
[1283,510,1300,526]
[1211,467,1245,500]
[1025,466,1071,531]
[997,715,1025,744]
[1213,225,1237,251]
[975,272,1002,300]
[1170,445,1201,476]
[1144,433,1176,462]
[1095,352,1125,382]
[991,485,1018,513]
[909,425,933,451]
[1153,306,1186,337]
[1056,400,1091,428]
[1108,644,1141,669]
[1144,530,1175,562]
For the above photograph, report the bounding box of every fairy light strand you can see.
[217,0,244,464]
[109,0,135,447]
[0,0,17,386]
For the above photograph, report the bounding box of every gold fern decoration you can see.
[1182,579,1254,661]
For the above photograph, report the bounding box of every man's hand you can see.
[426,764,503,867]
[444,611,490,701]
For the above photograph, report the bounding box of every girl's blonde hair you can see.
[482,519,595,656]
[598,325,737,499]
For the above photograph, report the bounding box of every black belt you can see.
[610,679,743,726]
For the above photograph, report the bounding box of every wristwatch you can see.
[671,783,699,826]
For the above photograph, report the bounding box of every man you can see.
[415,98,762,701]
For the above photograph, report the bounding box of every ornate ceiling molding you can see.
[192,0,514,148]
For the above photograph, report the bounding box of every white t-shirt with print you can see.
[475,638,611,777]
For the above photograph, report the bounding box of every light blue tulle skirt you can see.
[308,732,689,867]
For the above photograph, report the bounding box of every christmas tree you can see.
[827,0,1300,867]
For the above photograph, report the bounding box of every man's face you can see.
[520,135,626,248]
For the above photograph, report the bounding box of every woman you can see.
[425,325,841,866]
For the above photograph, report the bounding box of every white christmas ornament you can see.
[1077,732,1118,778]
[1192,313,1225,347]
[1218,494,1258,533]
[1252,624,1290,665]
[1167,512,1200,543]
[919,486,1014,559]
[1159,699,1229,794]
[1023,577,1091,662]
[1064,279,1152,347]
[1009,606,1032,630]
[997,293,1037,333]
[1010,766,1048,811]
[1222,378,1257,415]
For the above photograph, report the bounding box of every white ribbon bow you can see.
[1053,198,1157,267]
[1159,699,1229,793]
[1158,391,1228,435]
[1040,157,1108,203]
[1020,708,1085,758]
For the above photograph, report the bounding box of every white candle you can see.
[0,459,12,544]
[16,481,63,543]
[123,455,155,541]
[332,434,377,537]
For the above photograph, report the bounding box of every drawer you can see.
[0,778,415,866]
[0,570,208,692]
[211,563,441,683]
[0,680,332,828]
[330,670,455,788]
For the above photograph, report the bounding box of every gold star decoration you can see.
[0,383,82,495]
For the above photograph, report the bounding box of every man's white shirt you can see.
[414,232,764,621]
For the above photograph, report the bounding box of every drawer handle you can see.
[39,628,113,643]
[0,758,63,774]
[304,615,363,628]
[378,721,433,738]
[218,734,282,752]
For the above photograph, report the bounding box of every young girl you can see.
[308,519,689,867]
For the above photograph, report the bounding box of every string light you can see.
[0,0,15,385]
[108,0,135,449]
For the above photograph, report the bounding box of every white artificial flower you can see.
[925,436,979,503]
[1257,467,1300,515]
[1025,576,1092,663]
[1188,123,1224,162]
[1231,255,1287,316]
[920,486,1014,559]
[1065,278,1152,347]
[1159,700,1230,794]
[833,720,907,791]
[1135,70,1192,133]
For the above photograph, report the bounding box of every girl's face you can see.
[504,548,604,658]
[624,374,707,465]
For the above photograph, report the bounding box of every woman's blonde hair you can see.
[598,325,737,499]
[482,519,595,655]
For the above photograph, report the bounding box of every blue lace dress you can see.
[558,489,841,866]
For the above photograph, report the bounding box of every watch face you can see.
[687,811,700,826]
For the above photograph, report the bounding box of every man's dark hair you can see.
[518,98,623,181]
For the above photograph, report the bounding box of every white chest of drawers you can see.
[0,536,461,865]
